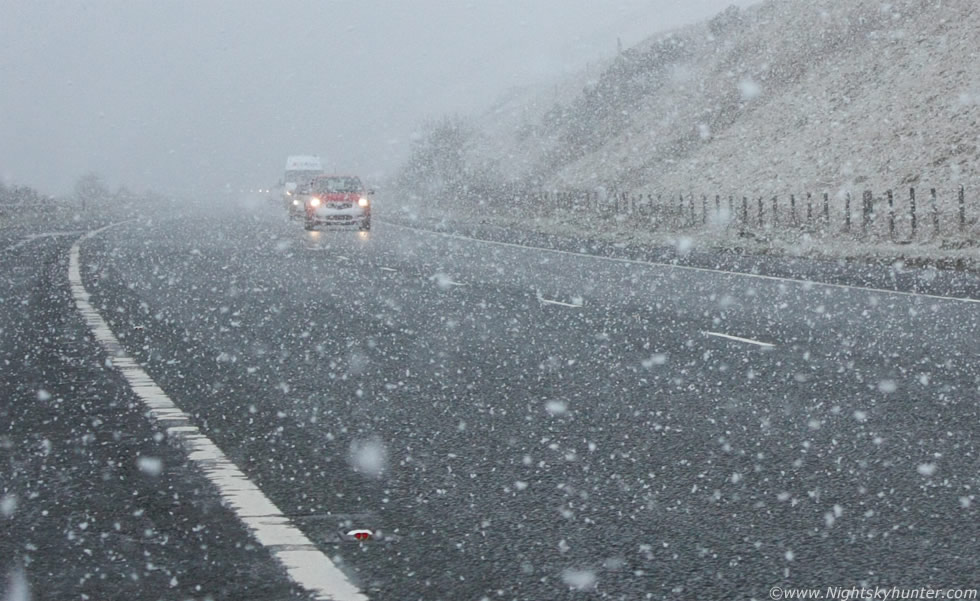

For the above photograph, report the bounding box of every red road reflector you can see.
[347,529,373,541]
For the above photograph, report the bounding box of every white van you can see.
[281,155,323,216]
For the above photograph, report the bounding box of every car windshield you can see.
[4,3,980,601]
[284,170,322,185]
[313,177,362,194]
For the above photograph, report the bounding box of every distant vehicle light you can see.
[292,199,299,206]
[310,197,322,207]
[358,197,369,207]
[286,190,292,196]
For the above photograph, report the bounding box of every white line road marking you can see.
[379,267,397,272]
[337,255,350,261]
[69,223,367,601]
[702,330,776,348]
[380,220,980,305]
[3,230,85,252]
[430,274,466,287]
[535,291,583,308]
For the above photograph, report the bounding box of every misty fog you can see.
[1,0,750,197]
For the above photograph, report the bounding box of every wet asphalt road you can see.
[1,217,309,600]
[3,205,979,600]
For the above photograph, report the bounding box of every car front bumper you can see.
[308,205,370,224]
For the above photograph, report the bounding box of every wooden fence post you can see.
[790,194,797,225]
[742,196,748,224]
[702,195,707,225]
[931,188,939,236]
[715,194,721,219]
[757,197,764,227]
[910,187,917,238]
[823,192,830,224]
[844,193,851,232]
[806,192,813,224]
[959,186,965,231]
[887,189,895,239]
[772,196,778,226]
[862,190,873,234]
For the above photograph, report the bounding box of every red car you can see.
[303,175,372,231]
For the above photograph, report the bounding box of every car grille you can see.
[328,202,353,209]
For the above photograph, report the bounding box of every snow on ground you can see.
[393,199,980,271]
[430,0,980,261]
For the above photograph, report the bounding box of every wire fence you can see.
[527,186,978,242]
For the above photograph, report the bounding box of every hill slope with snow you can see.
[469,0,980,200]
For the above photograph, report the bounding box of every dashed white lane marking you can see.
[430,274,466,287]
[535,290,583,308]
[379,267,397,272]
[69,224,367,601]
[380,220,980,305]
[702,330,776,348]
[337,255,351,261]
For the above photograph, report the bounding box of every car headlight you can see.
[292,199,299,206]
[358,197,369,207]
[310,197,321,207]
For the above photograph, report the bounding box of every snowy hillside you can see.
[469,0,980,200]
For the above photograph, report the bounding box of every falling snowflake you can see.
[545,400,568,416]
[738,78,762,100]
[0,494,17,517]
[561,569,597,591]
[137,456,163,476]
[349,436,388,477]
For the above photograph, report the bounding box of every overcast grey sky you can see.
[1,0,751,197]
